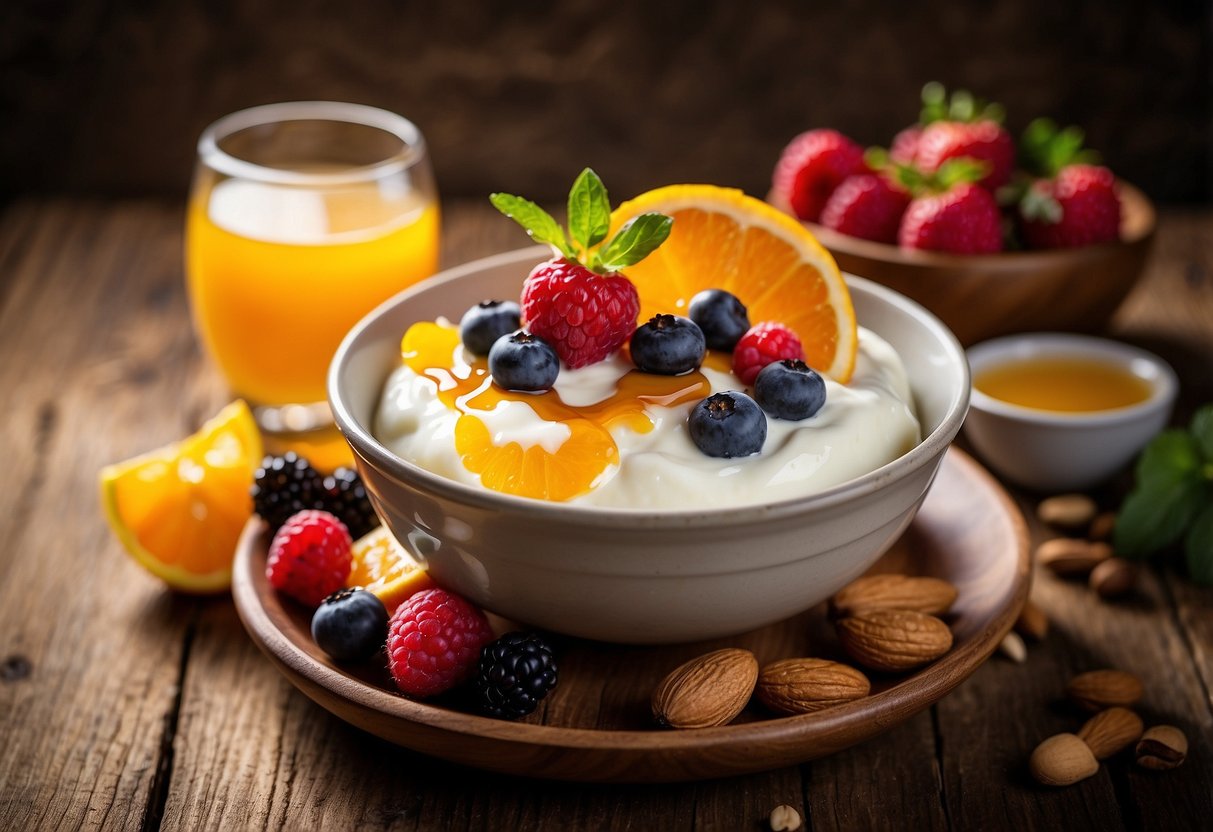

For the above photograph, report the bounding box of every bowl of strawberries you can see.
[768,84,1156,346]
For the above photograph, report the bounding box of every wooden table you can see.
[2,198,1210,831]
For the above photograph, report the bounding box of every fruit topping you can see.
[732,322,806,386]
[491,168,671,368]
[687,289,750,351]
[488,330,561,392]
[311,587,389,662]
[460,299,522,356]
[754,359,827,421]
[820,173,911,245]
[387,588,494,697]
[252,452,377,538]
[629,314,706,376]
[688,391,767,459]
[472,632,559,719]
[266,509,353,607]
[772,129,869,222]
[346,526,435,616]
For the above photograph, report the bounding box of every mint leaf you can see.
[1186,504,1213,585]
[489,193,574,259]
[567,168,610,253]
[594,212,673,271]
[1114,471,1209,557]
[1135,429,1201,488]
[1191,404,1213,463]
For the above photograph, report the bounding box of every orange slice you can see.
[609,185,858,383]
[99,400,262,593]
[347,526,434,614]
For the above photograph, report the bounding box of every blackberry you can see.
[252,453,378,538]
[323,467,378,539]
[472,632,558,719]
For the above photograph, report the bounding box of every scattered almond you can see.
[1037,494,1098,529]
[1037,538,1112,577]
[1089,558,1137,599]
[835,610,953,672]
[756,658,870,715]
[1077,707,1144,760]
[1014,599,1049,641]
[1089,511,1116,541]
[1066,669,1143,712]
[651,648,758,729]
[769,804,802,831]
[828,574,958,619]
[1029,733,1100,786]
[1135,725,1187,770]
[998,631,1027,663]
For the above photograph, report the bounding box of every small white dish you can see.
[965,333,1178,492]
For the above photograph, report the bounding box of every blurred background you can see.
[3,0,1210,206]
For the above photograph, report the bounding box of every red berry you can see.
[915,120,1015,191]
[387,588,493,697]
[772,129,869,222]
[1021,164,1121,249]
[266,510,352,607]
[820,174,911,244]
[890,126,922,165]
[732,322,805,386]
[898,182,1003,254]
[520,257,639,369]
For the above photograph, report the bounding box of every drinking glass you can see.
[186,101,440,434]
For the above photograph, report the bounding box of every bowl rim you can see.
[329,245,970,527]
[966,332,1179,426]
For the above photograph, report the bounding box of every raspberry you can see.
[387,588,494,697]
[520,257,640,368]
[820,174,911,244]
[772,129,868,222]
[732,323,806,386]
[266,510,353,607]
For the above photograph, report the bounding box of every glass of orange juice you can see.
[186,101,440,434]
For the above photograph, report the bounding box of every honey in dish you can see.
[974,356,1152,413]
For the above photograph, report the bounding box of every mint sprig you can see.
[490,167,672,274]
[1114,404,1213,584]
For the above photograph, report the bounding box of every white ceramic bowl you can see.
[329,246,969,644]
[964,333,1178,492]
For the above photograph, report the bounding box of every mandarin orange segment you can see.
[347,526,434,614]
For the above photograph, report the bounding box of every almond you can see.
[1014,599,1049,642]
[1089,511,1116,541]
[651,648,758,729]
[1037,494,1098,529]
[828,574,958,619]
[998,631,1027,663]
[1037,538,1112,577]
[1089,558,1137,599]
[1029,733,1100,786]
[756,658,871,715]
[1135,725,1187,770]
[1066,669,1143,712]
[835,610,953,672]
[769,804,802,831]
[1077,707,1144,759]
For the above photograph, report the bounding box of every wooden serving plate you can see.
[232,446,1029,782]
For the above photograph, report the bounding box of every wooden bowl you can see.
[232,447,1030,782]
[770,183,1156,346]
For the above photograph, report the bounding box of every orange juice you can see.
[187,180,439,406]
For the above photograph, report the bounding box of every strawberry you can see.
[889,126,922,165]
[491,169,671,368]
[896,159,1002,254]
[772,129,869,222]
[820,173,911,244]
[912,82,1014,192]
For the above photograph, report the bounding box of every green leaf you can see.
[1135,429,1202,487]
[1191,404,1213,463]
[594,212,673,271]
[489,193,574,258]
[566,168,611,253]
[1186,504,1213,585]
[1114,472,1209,558]
[935,157,990,189]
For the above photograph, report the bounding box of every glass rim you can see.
[197,101,428,186]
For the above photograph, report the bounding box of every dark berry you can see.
[322,467,378,539]
[252,452,327,533]
[688,289,751,351]
[488,330,560,392]
[460,300,522,356]
[311,587,389,662]
[472,632,558,719]
[688,391,767,458]
[629,314,706,375]
[753,359,827,421]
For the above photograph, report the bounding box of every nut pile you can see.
[1035,493,1138,599]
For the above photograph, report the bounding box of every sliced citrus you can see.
[609,185,858,383]
[347,526,434,614]
[99,400,262,593]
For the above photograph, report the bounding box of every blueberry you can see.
[311,588,389,662]
[688,391,767,458]
[754,359,827,421]
[489,330,560,391]
[460,300,522,356]
[629,314,706,375]
[688,289,750,351]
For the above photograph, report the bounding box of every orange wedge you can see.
[346,526,434,614]
[99,400,262,593]
[609,185,858,383]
